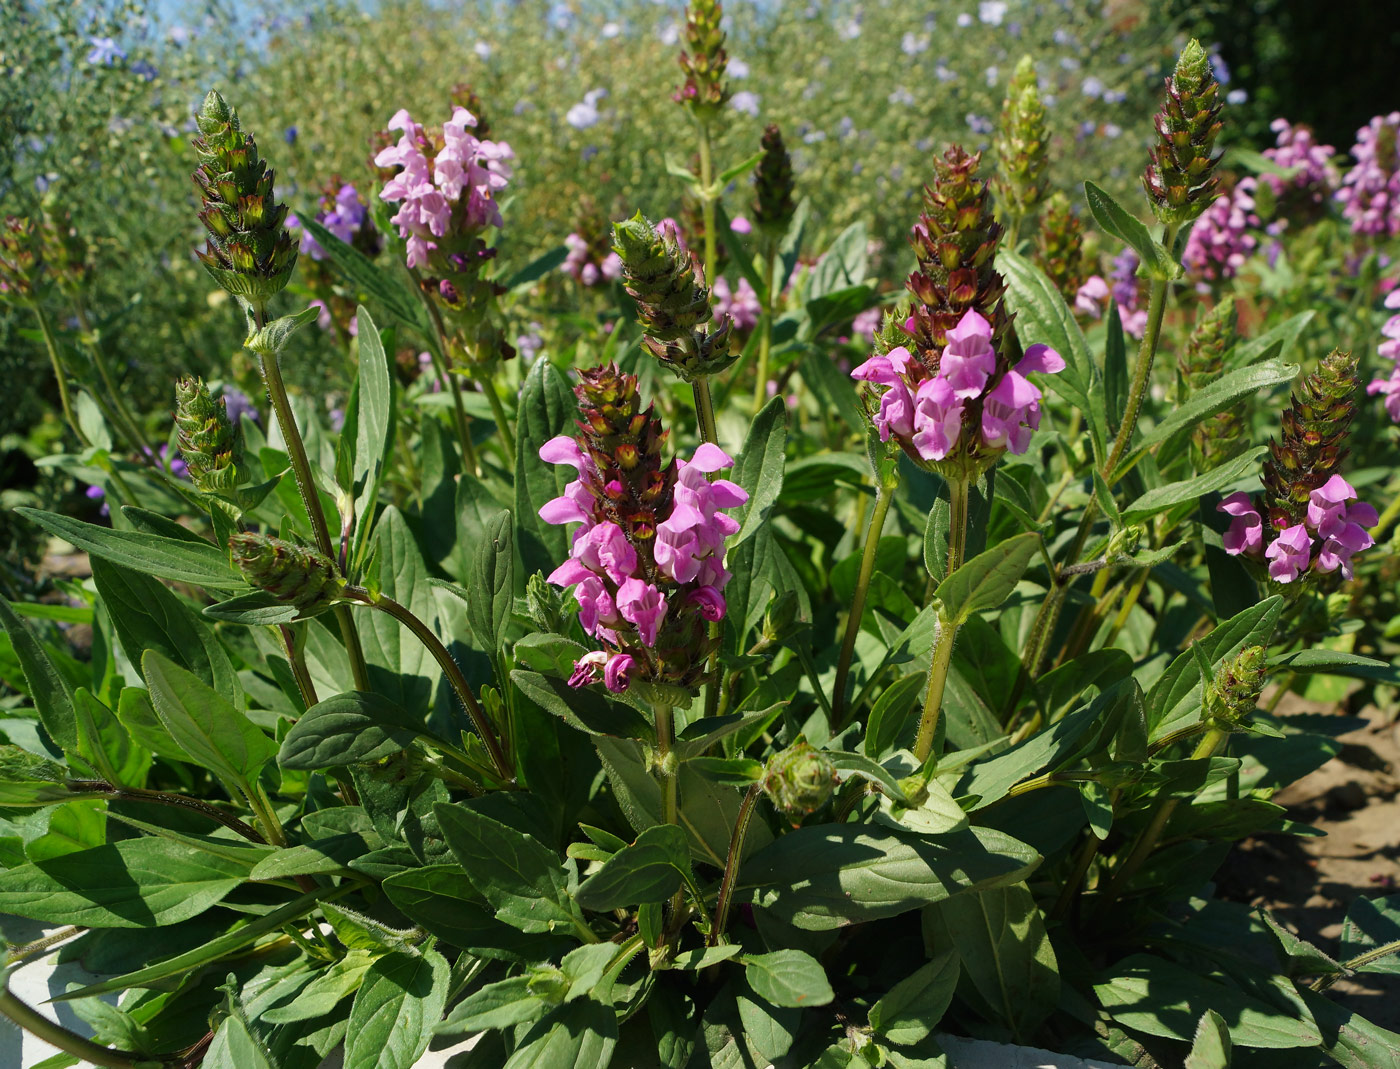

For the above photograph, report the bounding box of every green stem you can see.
[693,377,719,446]
[254,309,371,694]
[0,977,165,1069]
[246,782,288,848]
[1097,726,1226,911]
[73,301,153,460]
[410,268,479,476]
[1312,938,1400,991]
[349,589,511,782]
[654,705,679,830]
[832,483,895,726]
[698,122,718,288]
[1371,487,1400,543]
[31,299,89,448]
[7,926,83,964]
[478,371,516,458]
[751,241,777,413]
[276,625,318,712]
[910,478,972,762]
[67,781,266,844]
[709,781,761,947]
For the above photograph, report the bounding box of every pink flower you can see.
[1265,524,1311,583]
[568,650,607,689]
[1306,474,1358,538]
[940,309,997,399]
[713,277,762,331]
[852,347,917,442]
[617,578,667,647]
[1368,367,1400,422]
[1218,492,1264,556]
[603,653,635,692]
[689,586,726,621]
[573,522,638,585]
[1315,521,1374,580]
[979,345,1064,455]
[655,445,746,587]
[911,376,963,461]
[730,216,753,235]
[1074,276,1110,318]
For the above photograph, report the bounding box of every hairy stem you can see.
[751,240,777,413]
[478,370,516,457]
[698,122,718,288]
[832,483,895,726]
[67,781,266,844]
[913,613,958,763]
[30,299,89,449]
[0,978,163,1069]
[410,267,479,476]
[709,781,761,947]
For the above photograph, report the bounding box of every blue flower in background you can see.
[130,60,158,81]
[285,126,298,144]
[86,37,126,65]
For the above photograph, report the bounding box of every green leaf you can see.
[512,669,653,740]
[1340,895,1400,975]
[360,507,438,714]
[1084,181,1177,279]
[16,508,243,589]
[1227,310,1315,370]
[434,801,576,933]
[800,344,866,435]
[806,221,868,301]
[91,557,240,709]
[1271,649,1400,687]
[868,951,958,1047]
[301,215,428,332]
[740,824,1039,931]
[1113,360,1297,482]
[864,673,926,759]
[142,650,275,786]
[1185,1009,1233,1069]
[278,691,428,769]
[934,532,1041,627]
[438,976,548,1034]
[999,249,1105,462]
[743,949,834,1008]
[575,824,690,911]
[205,1011,276,1069]
[243,303,321,354]
[343,948,450,1069]
[506,245,570,292]
[504,999,617,1069]
[262,948,376,1022]
[201,590,298,626]
[0,836,250,927]
[731,397,788,547]
[350,306,396,575]
[1122,447,1268,524]
[383,865,562,961]
[73,688,149,788]
[469,510,515,651]
[0,594,77,750]
[1095,954,1321,1048]
[515,357,577,577]
[924,883,1059,1043]
[717,150,765,186]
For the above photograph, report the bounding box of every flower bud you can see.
[1179,297,1246,471]
[612,213,735,382]
[673,0,730,120]
[1035,192,1088,303]
[175,377,242,496]
[753,124,795,236]
[192,91,297,301]
[229,533,343,615]
[762,740,837,824]
[993,56,1049,228]
[1143,40,1224,226]
[1204,645,1267,729]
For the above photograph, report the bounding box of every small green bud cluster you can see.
[230,533,343,616]
[612,213,735,382]
[1035,192,1088,303]
[1143,40,1224,226]
[762,740,837,825]
[673,0,730,120]
[175,378,242,497]
[1179,298,1246,471]
[192,90,297,301]
[1204,645,1268,730]
[753,124,795,237]
[993,56,1050,229]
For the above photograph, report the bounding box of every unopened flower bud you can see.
[1205,645,1267,728]
[192,90,297,301]
[613,213,735,381]
[673,0,730,120]
[762,740,837,824]
[1143,40,1224,226]
[230,533,343,615]
[1107,524,1144,559]
[1035,192,1088,303]
[1180,297,1245,471]
[993,56,1049,229]
[175,377,242,496]
[753,124,795,236]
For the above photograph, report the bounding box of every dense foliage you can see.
[2,2,1400,1069]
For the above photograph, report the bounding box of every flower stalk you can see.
[832,479,896,726]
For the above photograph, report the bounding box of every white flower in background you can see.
[978,1,1008,26]
[731,91,760,117]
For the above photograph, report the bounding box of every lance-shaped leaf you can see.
[933,532,1041,628]
[469,510,515,651]
[575,824,690,911]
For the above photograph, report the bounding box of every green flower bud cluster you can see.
[230,533,343,616]
[0,211,90,303]
[753,124,795,237]
[192,90,297,301]
[175,377,242,496]
[993,57,1050,229]
[1143,40,1224,226]
[612,213,734,382]
[673,0,730,120]
[1179,297,1247,471]
[762,740,837,825]
[1204,645,1267,730]
[1035,192,1088,303]
[1263,348,1358,529]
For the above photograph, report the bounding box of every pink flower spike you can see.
[1265,523,1311,583]
[1217,492,1263,556]
[1306,474,1357,538]
[1018,343,1066,376]
[688,442,736,473]
[546,559,593,588]
[617,578,667,647]
[540,435,585,469]
[851,354,901,386]
[603,654,635,692]
[940,310,997,399]
[980,370,1043,454]
[539,491,589,527]
[911,376,962,461]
